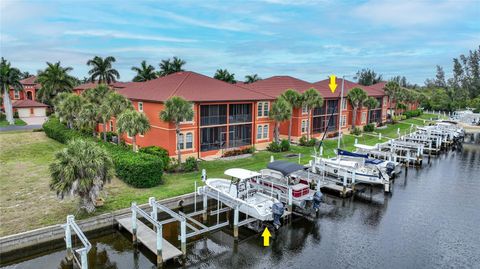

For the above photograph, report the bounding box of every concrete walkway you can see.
[0,124,42,132]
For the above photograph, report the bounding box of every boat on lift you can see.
[204,168,285,227]
[250,161,323,213]
[338,148,401,178]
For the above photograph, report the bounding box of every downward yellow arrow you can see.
[262,227,271,246]
[329,75,337,93]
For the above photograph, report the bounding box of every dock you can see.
[116,217,182,262]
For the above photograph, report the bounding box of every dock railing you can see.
[62,215,91,269]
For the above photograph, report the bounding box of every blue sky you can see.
[1,0,479,84]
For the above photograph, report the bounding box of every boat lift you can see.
[63,215,91,269]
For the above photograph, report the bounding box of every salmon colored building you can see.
[7,76,41,101]
[107,71,275,160]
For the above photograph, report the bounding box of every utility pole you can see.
[337,76,345,149]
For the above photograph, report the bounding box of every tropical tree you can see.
[158,57,186,76]
[57,94,85,128]
[214,69,236,84]
[87,56,120,84]
[0,58,23,125]
[245,74,261,84]
[356,69,383,86]
[20,71,31,80]
[159,96,194,163]
[116,109,150,152]
[383,81,401,118]
[269,97,292,143]
[132,60,157,82]
[364,97,379,124]
[50,139,114,213]
[78,103,99,136]
[347,87,368,129]
[105,92,133,143]
[36,61,75,105]
[81,84,111,105]
[302,88,324,140]
[281,89,303,141]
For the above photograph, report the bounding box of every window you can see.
[200,126,227,151]
[14,90,20,99]
[341,115,347,127]
[263,124,268,139]
[186,132,193,149]
[361,112,367,123]
[229,124,252,147]
[200,104,227,126]
[229,104,252,123]
[138,102,143,112]
[301,120,307,133]
[109,121,114,132]
[257,125,262,139]
[341,98,347,110]
[178,133,184,150]
[257,102,269,117]
[302,105,308,114]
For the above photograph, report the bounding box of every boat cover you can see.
[267,161,306,176]
[337,149,369,158]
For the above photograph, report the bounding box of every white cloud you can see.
[64,30,196,43]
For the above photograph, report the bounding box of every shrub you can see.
[166,157,180,172]
[280,139,290,151]
[43,116,163,188]
[267,142,282,152]
[222,146,254,157]
[32,128,44,132]
[351,127,362,136]
[299,135,317,147]
[404,109,423,119]
[182,157,198,172]
[0,112,6,121]
[299,135,308,146]
[327,132,339,138]
[139,146,170,168]
[363,123,375,132]
[13,111,19,118]
[105,131,118,142]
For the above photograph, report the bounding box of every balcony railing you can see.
[229,114,252,124]
[200,115,227,126]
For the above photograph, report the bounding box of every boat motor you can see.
[272,202,284,229]
[313,191,323,211]
[385,162,396,177]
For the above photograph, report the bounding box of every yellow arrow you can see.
[329,75,337,93]
[262,227,271,246]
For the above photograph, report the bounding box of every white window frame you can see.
[177,133,184,150]
[341,99,347,110]
[185,132,193,149]
[257,102,263,117]
[302,105,308,114]
[301,120,307,133]
[258,102,269,118]
[341,115,347,127]
[361,112,367,124]
[263,124,268,139]
[257,125,263,139]
[138,102,143,112]
[263,102,269,117]
[14,90,20,99]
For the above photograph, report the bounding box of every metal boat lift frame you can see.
[62,215,91,269]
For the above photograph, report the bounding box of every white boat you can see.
[204,168,284,224]
[250,161,322,213]
[339,148,402,177]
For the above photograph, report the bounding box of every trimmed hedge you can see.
[43,117,163,188]
[404,109,423,119]
[139,146,170,168]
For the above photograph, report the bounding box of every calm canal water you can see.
[2,143,480,269]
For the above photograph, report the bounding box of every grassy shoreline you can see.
[0,114,438,236]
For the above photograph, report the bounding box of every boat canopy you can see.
[224,168,261,180]
[354,143,377,151]
[337,149,369,159]
[267,161,306,176]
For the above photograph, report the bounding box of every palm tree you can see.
[281,89,302,141]
[214,69,236,84]
[384,81,400,118]
[20,71,31,79]
[364,96,379,124]
[50,139,114,213]
[116,109,150,152]
[57,94,85,129]
[158,57,186,76]
[81,84,112,105]
[302,88,324,140]
[160,96,194,163]
[244,74,261,84]
[104,92,133,143]
[269,97,292,143]
[36,61,75,105]
[347,87,368,129]
[131,60,157,82]
[0,58,23,125]
[87,56,120,84]
[78,103,99,136]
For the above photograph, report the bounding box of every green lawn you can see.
[0,118,27,127]
[0,115,430,236]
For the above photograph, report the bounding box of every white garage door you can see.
[33,108,46,117]
[17,108,31,118]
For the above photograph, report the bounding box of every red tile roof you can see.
[20,76,38,85]
[365,81,387,96]
[117,71,272,102]
[12,99,48,108]
[243,76,323,98]
[74,81,131,90]
[313,78,386,98]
